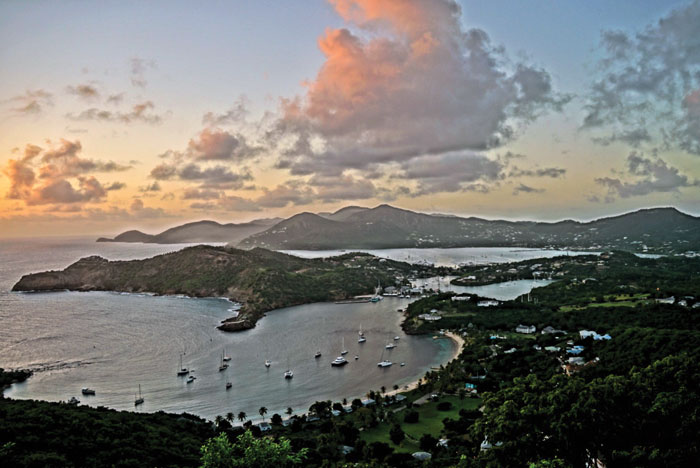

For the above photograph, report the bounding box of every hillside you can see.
[12,246,429,331]
[238,205,700,253]
[97,218,281,244]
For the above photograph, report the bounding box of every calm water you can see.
[411,276,554,301]
[0,237,557,421]
[282,246,594,267]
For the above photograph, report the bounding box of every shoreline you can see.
[384,330,465,399]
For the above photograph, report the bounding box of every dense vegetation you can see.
[3,252,699,466]
[0,396,214,467]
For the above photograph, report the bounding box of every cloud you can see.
[583,1,700,154]
[150,162,252,190]
[67,101,165,124]
[182,188,222,200]
[6,89,54,115]
[138,181,161,192]
[2,139,131,206]
[130,58,156,88]
[105,181,126,191]
[255,182,315,208]
[214,195,263,212]
[508,166,566,178]
[66,84,100,100]
[595,152,699,199]
[591,128,652,147]
[270,0,570,177]
[202,96,251,126]
[309,174,378,202]
[394,151,503,195]
[107,93,124,105]
[513,183,545,195]
[187,128,262,162]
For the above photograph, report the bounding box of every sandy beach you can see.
[384,330,466,398]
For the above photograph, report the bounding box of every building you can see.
[516,324,536,334]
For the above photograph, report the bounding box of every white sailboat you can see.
[222,347,231,361]
[265,359,272,368]
[340,336,348,355]
[358,324,366,343]
[134,385,144,406]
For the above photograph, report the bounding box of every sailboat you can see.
[222,347,231,362]
[358,324,366,343]
[134,385,144,406]
[218,352,229,372]
[340,337,348,355]
[177,353,189,376]
[265,359,271,368]
[385,339,396,349]
[284,357,293,379]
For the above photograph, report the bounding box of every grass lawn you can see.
[359,396,481,453]
[560,299,648,312]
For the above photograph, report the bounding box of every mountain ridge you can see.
[237,205,700,253]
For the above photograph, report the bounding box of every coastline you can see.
[384,330,465,399]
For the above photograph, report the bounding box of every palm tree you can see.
[381,385,386,394]
[286,407,293,417]
[215,415,224,428]
[226,412,234,424]
[259,406,268,422]
[237,411,247,423]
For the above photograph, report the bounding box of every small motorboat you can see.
[354,355,359,360]
[186,375,196,384]
[400,362,406,367]
[284,369,293,379]
[226,382,233,390]
[81,388,96,396]
[358,336,366,343]
[394,336,400,341]
[68,396,80,405]
[314,351,322,358]
[265,360,271,368]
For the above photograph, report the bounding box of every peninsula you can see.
[12,246,432,332]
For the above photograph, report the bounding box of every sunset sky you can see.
[1,0,699,238]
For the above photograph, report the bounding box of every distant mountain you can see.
[97,218,281,244]
[237,205,700,254]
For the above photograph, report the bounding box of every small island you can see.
[12,246,436,332]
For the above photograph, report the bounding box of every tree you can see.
[259,406,268,422]
[237,412,247,423]
[271,413,282,425]
[332,402,344,413]
[286,407,293,417]
[200,431,308,468]
[225,412,234,424]
[389,424,405,446]
[381,385,386,394]
[419,434,437,452]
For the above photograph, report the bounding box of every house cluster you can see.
[579,330,611,340]
[418,308,443,321]
[477,299,500,307]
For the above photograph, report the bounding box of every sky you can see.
[1,0,699,238]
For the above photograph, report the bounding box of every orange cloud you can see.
[2,139,130,207]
